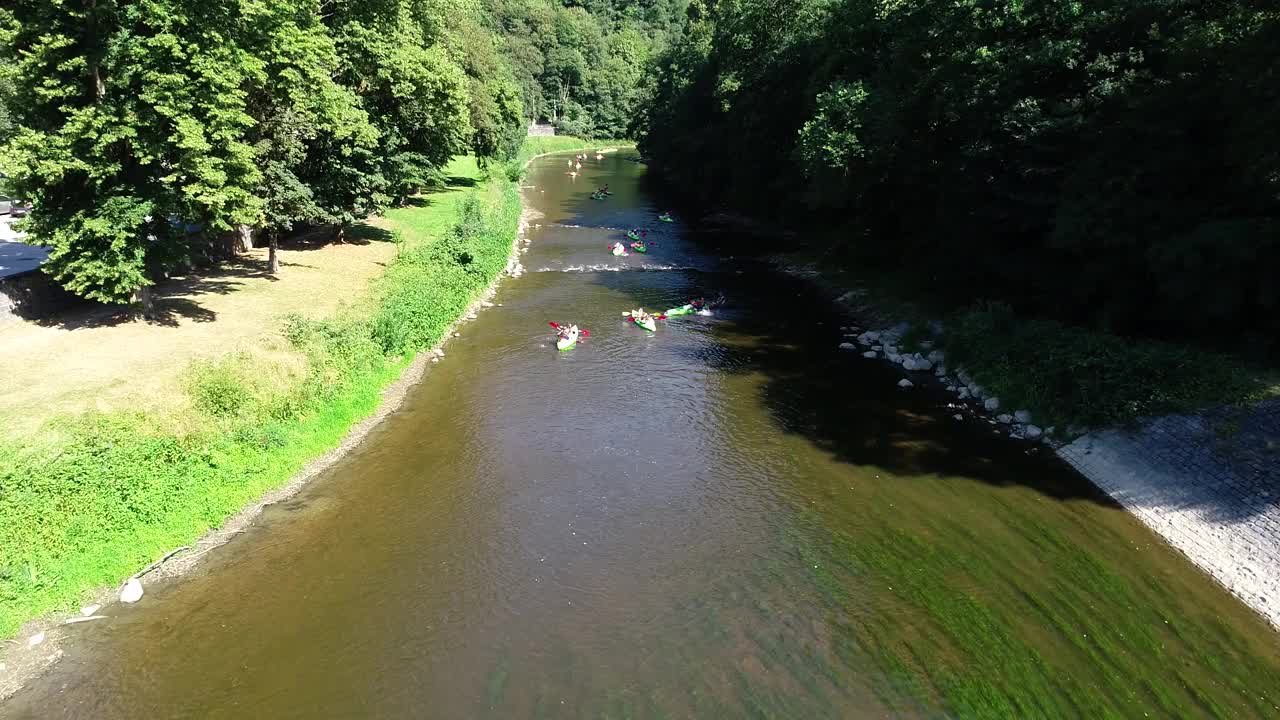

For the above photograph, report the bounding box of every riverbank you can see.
[772,253,1280,631]
[0,138,619,693]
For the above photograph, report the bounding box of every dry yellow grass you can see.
[0,238,397,438]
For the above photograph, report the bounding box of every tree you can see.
[2,0,260,310]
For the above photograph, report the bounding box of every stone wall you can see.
[527,122,556,137]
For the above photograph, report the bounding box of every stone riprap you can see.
[1058,401,1280,630]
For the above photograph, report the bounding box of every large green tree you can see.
[3,0,261,309]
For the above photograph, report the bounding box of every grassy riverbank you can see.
[782,256,1280,431]
[0,139,606,638]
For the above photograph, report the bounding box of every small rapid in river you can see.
[5,152,1279,719]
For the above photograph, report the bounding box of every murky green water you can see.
[5,154,1279,719]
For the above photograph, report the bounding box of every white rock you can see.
[957,370,972,385]
[861,331,881,342]
[1024,425,1043,439]
[901,356,916,370]
[28,631,45,647]
[81,604,101,616]
[862,351,878,359]
[957,388,971,399]
[883,344,899,355]
[913,357,933,371]
[887,353,902,364]
[997,414,1013,424]
[946,386,957,392]
[1014,410,1032,423]
[839,342,857,351]
[984,397,1000,411]
[871,345,883,351]
[953,414,963,421]
[897,379,914,388]
[120,577,144,604]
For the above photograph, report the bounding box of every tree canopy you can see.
[633,0,1280,352]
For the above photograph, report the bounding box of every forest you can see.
[632,0,1280,355]
[0,0,681,308]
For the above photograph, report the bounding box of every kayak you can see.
[591,192,607,201]
[658,213,674,223]
[556,327,580,351]
[611,243,628,256]
[626,230,641,241]
[630,315,657,332]
[665,304,695,317]
[630,242,647,254]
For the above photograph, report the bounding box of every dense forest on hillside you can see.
[632,0,1280,354]
[0,0,676,307]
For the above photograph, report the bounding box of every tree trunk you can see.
[134,285,156,319]
[234,224,254,253]
[267,234,279,274]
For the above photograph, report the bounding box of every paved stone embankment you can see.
[1058,401,1280,630]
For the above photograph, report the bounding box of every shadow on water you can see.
[587,267,1111,507]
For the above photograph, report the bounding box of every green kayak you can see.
[628,315,657,332]
[658,213,674,223]
[631,242,647,254]
[626,231,641,241]
[665,304,695,317]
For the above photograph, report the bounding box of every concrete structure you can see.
[1059,401,1280,630]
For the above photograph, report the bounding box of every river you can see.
[5,152,1279,719]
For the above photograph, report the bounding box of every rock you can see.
[913,356,933,371]
[1024,425,1043,439]
[1045,426,1056,436]
[897,379,914,388]
[861,331,881,342]
[430,357,440,363]
[883,344,899,355]
[953,414,964,421]
[871,345,883,351]
[81,604,101,616]
[957,369,972,385]
[839,342,857,351]
[1014,409,1032,423]
[935,365,947,377]
[946,386,957,392]
[120,577,144,604]
[28,631,45,647]
[887,321,911,338]
[862,351,878,359]
[887,353,902,364]
[927,350,946,364]
[984,397,1000,411]
[957,388,970,399]
[997,414,1013,424]
[901,356,916,370]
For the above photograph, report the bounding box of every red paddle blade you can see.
[549,322,560,328]
[581,330,591,337]
[657,314,667,320]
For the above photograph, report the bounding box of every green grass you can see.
[941,302,1279,429]
[0,139,599,638]
[782,252,1279,430]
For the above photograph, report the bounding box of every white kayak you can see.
[556,326,580,351]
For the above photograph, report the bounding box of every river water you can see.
[6,153,1279,719]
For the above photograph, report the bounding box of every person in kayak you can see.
[633,309,653,325]
[558,324,578,341]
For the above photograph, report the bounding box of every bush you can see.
[944,303,1272,428]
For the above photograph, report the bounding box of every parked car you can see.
[0,196,11,215]
[10,201,30,218]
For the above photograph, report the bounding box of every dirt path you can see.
[0,239,396,438]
